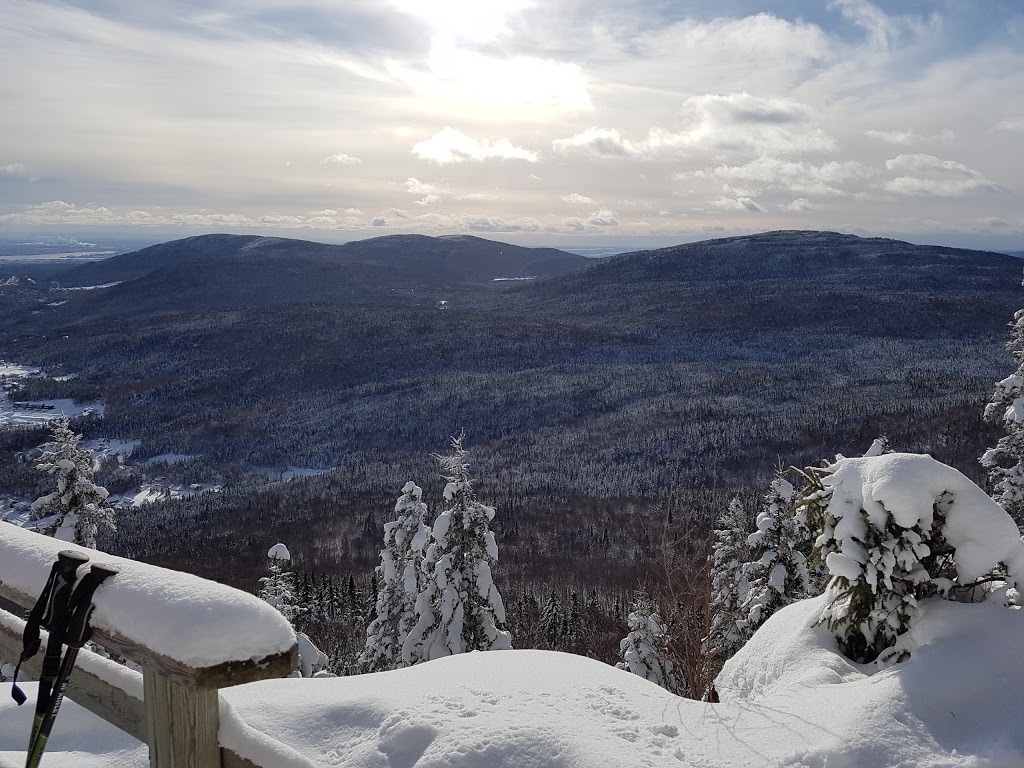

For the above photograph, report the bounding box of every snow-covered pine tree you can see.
[360,481,431,673]
[810,452,1024,663]
[706,497,753,662]
[260,543,301,622]
[259,543,328,677]
[981,305,1024,524]
[616,592,685,695]
[539,591,562,650]
[734,475,810,642]
[30,419,115,548]
[402,435,512,665]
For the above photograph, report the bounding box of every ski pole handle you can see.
[64,564,120,650]
[39,551,89,629]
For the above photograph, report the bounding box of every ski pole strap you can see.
[11,551,89,706]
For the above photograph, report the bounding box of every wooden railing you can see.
[0,529,298,768]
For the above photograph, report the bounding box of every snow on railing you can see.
[0,523,298,768]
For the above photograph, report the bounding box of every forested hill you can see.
[56,233,585,290]
[520,229,1020,336]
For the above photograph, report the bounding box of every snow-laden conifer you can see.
[260,543,301,622]
[808,453,1024,663]
[402,435,512,664]
[981,306,1024,524]
[706,497,753,662]
[616,593,685,695]
[259,543,327,676]
[360,481,430,672]
[30,419,114,548]
[734,477,809,643]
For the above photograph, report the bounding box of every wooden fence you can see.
[0,543,298,768]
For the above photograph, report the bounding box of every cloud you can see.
[371,217,386,227]
[884,154,1004,196]
[828,0,936,49]
[0,200,376,230]
[320,153,361,165]
[412,127,538,164]
[563,209,620,232]
[783,198,814,212]
[709,158,871,197]
[710,196,767,213]
[562,193,595,204]
[1,163,28,176]
[552,128,641,158]
[553,94,834,160]
[866,129,917,145]
[667,92,835,155]
[404,176,445,205]
[993,117,1024,134]
[414,212,543,233]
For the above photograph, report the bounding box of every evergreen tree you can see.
[706,497,752,662]
[982,305,1024,524]
[360,481,431,672]
[616,592,685,695]
[402,435,512,664]
[30,419,115,548]
[259,543,327,677]
[734,476,809,643]
[259,543,301,622]
[539,591,562,650]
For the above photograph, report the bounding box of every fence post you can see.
[144,668,221,768]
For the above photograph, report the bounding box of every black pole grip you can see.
[63,564,120,650]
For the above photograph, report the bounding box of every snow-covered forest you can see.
[2,231,1023,766]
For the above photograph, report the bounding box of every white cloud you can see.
[1,163,28,175]
[0,200,376,230]
[828,0,936,49]
[710,158,871,196]
[884,154,1003,196]
[563,208,620,232]
[371,217,386,227]
[866,129,917,145]
[783,198,814,212]
[710,196,767,213]
[320,153,361,165]
[412,127,538,164]
[562,193,595,204]
[993,117,1024,134]
[553,94,834,160]
[552,128,641,158]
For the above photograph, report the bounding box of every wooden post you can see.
[144,668,221,768]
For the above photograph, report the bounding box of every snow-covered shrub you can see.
[616,593,686,695]
[30,419,114,548]
[981,306,1024,524]
[402,435,512,664]
[809,453,1024,663]
[360,481,431,672]
[733,477,810,645]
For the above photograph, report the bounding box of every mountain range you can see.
[0,229,1019,581]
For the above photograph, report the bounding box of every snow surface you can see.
[2,593,1021,767]
[0,523,294,667]
[0,397,104,427]
[268,542,291,561]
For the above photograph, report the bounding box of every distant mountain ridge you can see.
[61,233,587,287]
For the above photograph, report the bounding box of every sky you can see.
[1,0,1023,250]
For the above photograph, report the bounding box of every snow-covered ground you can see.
[80,438,141,462]
[0,363,104,427]
[1,594,1020,768]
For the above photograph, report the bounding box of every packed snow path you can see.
[2,594,1020,767]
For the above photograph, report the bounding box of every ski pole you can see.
[11,549,89,755]
[25,562,119,768]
